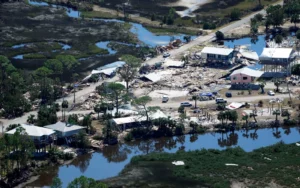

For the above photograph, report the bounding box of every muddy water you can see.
[27,0,196,47]
[28,127,300,187]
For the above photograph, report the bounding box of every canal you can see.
[29,127,300,187]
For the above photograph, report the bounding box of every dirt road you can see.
[144,1,283,66]
[1,93,291,132]
[149,94,292,109]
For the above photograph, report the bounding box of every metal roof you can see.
[141,71,171,82]
[44,121,84,133]
[6,124,55,137]
[260,48,293,59]
[112,110,168,125]
[230,67,264,77]
[201,47,233,56]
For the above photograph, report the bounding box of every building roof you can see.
[240,50,259,61]
[112,110,168,125]
[98,61,125,70]
[260,48,293,59]
[141,71,171,83]
[92,67,117,76]
[6,124,55,137]
[201,47,233,56]
[163,59,185,68]
[230,67,264,77]
[44,121,85,133]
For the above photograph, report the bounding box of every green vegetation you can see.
[23,53,46,59]
[0,56,31,118]
[128,142,300,187]
[81,11,116,19]
[144,26,198,36]
[0,127,35,185]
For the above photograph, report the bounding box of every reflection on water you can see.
[224,35,266,55]
[29,127,300,187]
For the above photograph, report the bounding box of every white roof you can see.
[112,110,167,125]
[230,67,264,77]
[260,48,293,59]
[201,47,233,56]
[164,59,185,68]
[6,124,55,137]
[92,67,117,76]
[44,121,84,133]
[141,71,171,82]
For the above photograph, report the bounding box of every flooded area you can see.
[29,127,300,187]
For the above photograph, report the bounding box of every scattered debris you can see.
[172,161,185,166]
[225,163,238,166]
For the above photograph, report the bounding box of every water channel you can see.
[12,42,71,59]
[29,127,300,187]
[27,0,196,47]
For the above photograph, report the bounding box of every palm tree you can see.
[27,114,36,124]
[274,80,280,92]
[273,109,281,125]
[61,100,68,121]
[250,111,257,123]
[242,115,249,127]
[259,81,266,93]
[192,95,199,109]
[217,111,226,126]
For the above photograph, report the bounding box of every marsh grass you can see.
[130,142,300,187]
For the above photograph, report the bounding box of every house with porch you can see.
[6,124,55,149]
[259,48,296,77]
[230,67,264,90]
[201,47,234,64]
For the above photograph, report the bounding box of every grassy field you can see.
[109,142,300,188]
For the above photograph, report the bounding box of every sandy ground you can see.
[166,0,211,17]
[148,90,189,98]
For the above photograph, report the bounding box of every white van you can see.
[215,98,227,104]
[162,95,169,103]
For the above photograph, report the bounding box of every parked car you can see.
[180,102,193,107]
[163,52,170,58]
[225,92,232,98]
[215,98,227,104]
[162,95,169,103]
[268,90,275,96]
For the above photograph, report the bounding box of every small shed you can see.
[44,121,85,138]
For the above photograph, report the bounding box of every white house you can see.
[44,121,85,138]
[6,124,55,141]
[259,48,296,76]
[201,47,234,64]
